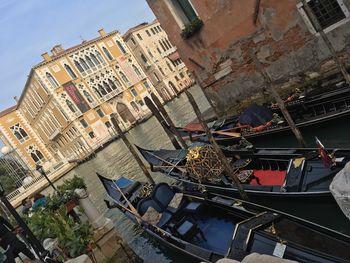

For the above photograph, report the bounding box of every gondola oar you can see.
[145,150,187,173]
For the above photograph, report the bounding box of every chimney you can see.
[98,28,107,37]
[51,44,65,56]
[41,52,51,61]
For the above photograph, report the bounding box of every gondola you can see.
[175,85,350,146]
[136,145,350,219]
[98,174,350,263]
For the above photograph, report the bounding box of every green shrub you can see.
[181,18,203,39]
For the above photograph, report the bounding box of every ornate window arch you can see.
[27,145,44,163]
[132,65,142,77]
[102,47,113,60]
[83,90,94,102]
[96,51,105,64]
[66,99,77,113]
[116,40,126,54]
[108,79,117,90]
[64,64,77,79]
[10,123,29,143]
[85,55,95,68]
[91,53,100,65]
[79,58,90,70]
[74,60,84,73]
[119,72,129,84]
[46,72,59,88]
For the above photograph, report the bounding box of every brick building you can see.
[147,0,350,113]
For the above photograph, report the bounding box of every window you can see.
[157,25,162,32]
[74,60,84,73]
[88,131,95,139]
[130,88,138,97]
[180,72,185,78]
[66,100,77,113]
[27,145,44,164]
[10,123,29,143]
[131,38,136,45]
[86,56,95,68]
[297,0,350,33]
[159,40,167,52]
[105,121,112,128]
[96,51,105,64]
[90,54,100,65]
[143,80,150,89]
[96,108,104,117]
[131,101,139,112]
[116,40,126,54]
[146,30,151,36]
[133,65,142,76]
[154,27,159,33]
[83,90,94,102]
[165,39,172,49]
[151,28,156,34]
[138,100,145,106]
[137,33,143,40]
[175,76,180,81]
[46,72,59,88]
[108,79,118,90]
[80,118,88,128]
[153,72,160,82]
[119,72,130,84]
[147,50,154,58]
[102,47,113,60]
[80,58,90,70]
[159,67,165,76]
[157,47,162,54]
[140,53,148,64]
[64,64,77,79]
[175,0,198,23]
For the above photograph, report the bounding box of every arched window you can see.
[98,84,107,96]
[113,77,122,87]
[93,87,102,98]
[132,65,142,76]
[166,61,173,71]
[162,40,169,50]
[74,60,84,73]
[91,53,100,65]
[64,64,77,79]
[159,40,166,52]
[103,81,112,93]
[66,100,77,113]
[95,51,105,64]
[119,72,129,84]
[10,124,29,143]
[159,67,165,76]
[140,53,148,64]
[85,56,95,68]
[46,72,59,88]
[83,90,93,102]
[116,40,126,54]
[108,79,117,90]
[165,39,172,49]
[27,145,44,163]
[79,58,89,70]
[147,50,153,58]
[102,47,113,60]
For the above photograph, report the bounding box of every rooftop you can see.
[0,105,16,118]
[123,19,158,40]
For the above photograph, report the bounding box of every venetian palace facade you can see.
[0,25,193,201]
[123,20,194,101]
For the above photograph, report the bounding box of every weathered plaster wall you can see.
[147,0,350,112]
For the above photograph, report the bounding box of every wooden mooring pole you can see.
[110,113,155,184]
[144,97,182,150]
[150,93,188,149]
[250,49,307,147]
[185,90,248,201]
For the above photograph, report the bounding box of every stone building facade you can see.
[123,20,194,101]
[147,0,350,113]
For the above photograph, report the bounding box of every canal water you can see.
[50,85,350,263]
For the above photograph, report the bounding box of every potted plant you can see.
[181,17,203,39]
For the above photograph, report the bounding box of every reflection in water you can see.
[47,85,350,262]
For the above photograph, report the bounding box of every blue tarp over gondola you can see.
[238,104,273,127]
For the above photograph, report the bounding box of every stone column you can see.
[74,188,111,229]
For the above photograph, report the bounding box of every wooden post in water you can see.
[301,0,350,84]
[250,49,307,147]
[144,97,182,150]
[185,90,248,201]
[150,93,188,149]
[110,113,155,184]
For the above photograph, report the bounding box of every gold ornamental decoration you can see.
[185,145,224,183]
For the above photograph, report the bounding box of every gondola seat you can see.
[170,218,206,241]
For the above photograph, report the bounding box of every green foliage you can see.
[27,205,92,258]
[26,175,92,258]
[181,18,203,39]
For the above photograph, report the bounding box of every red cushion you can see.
[250,170,286,186]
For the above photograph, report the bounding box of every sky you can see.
[0,0,156,110]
